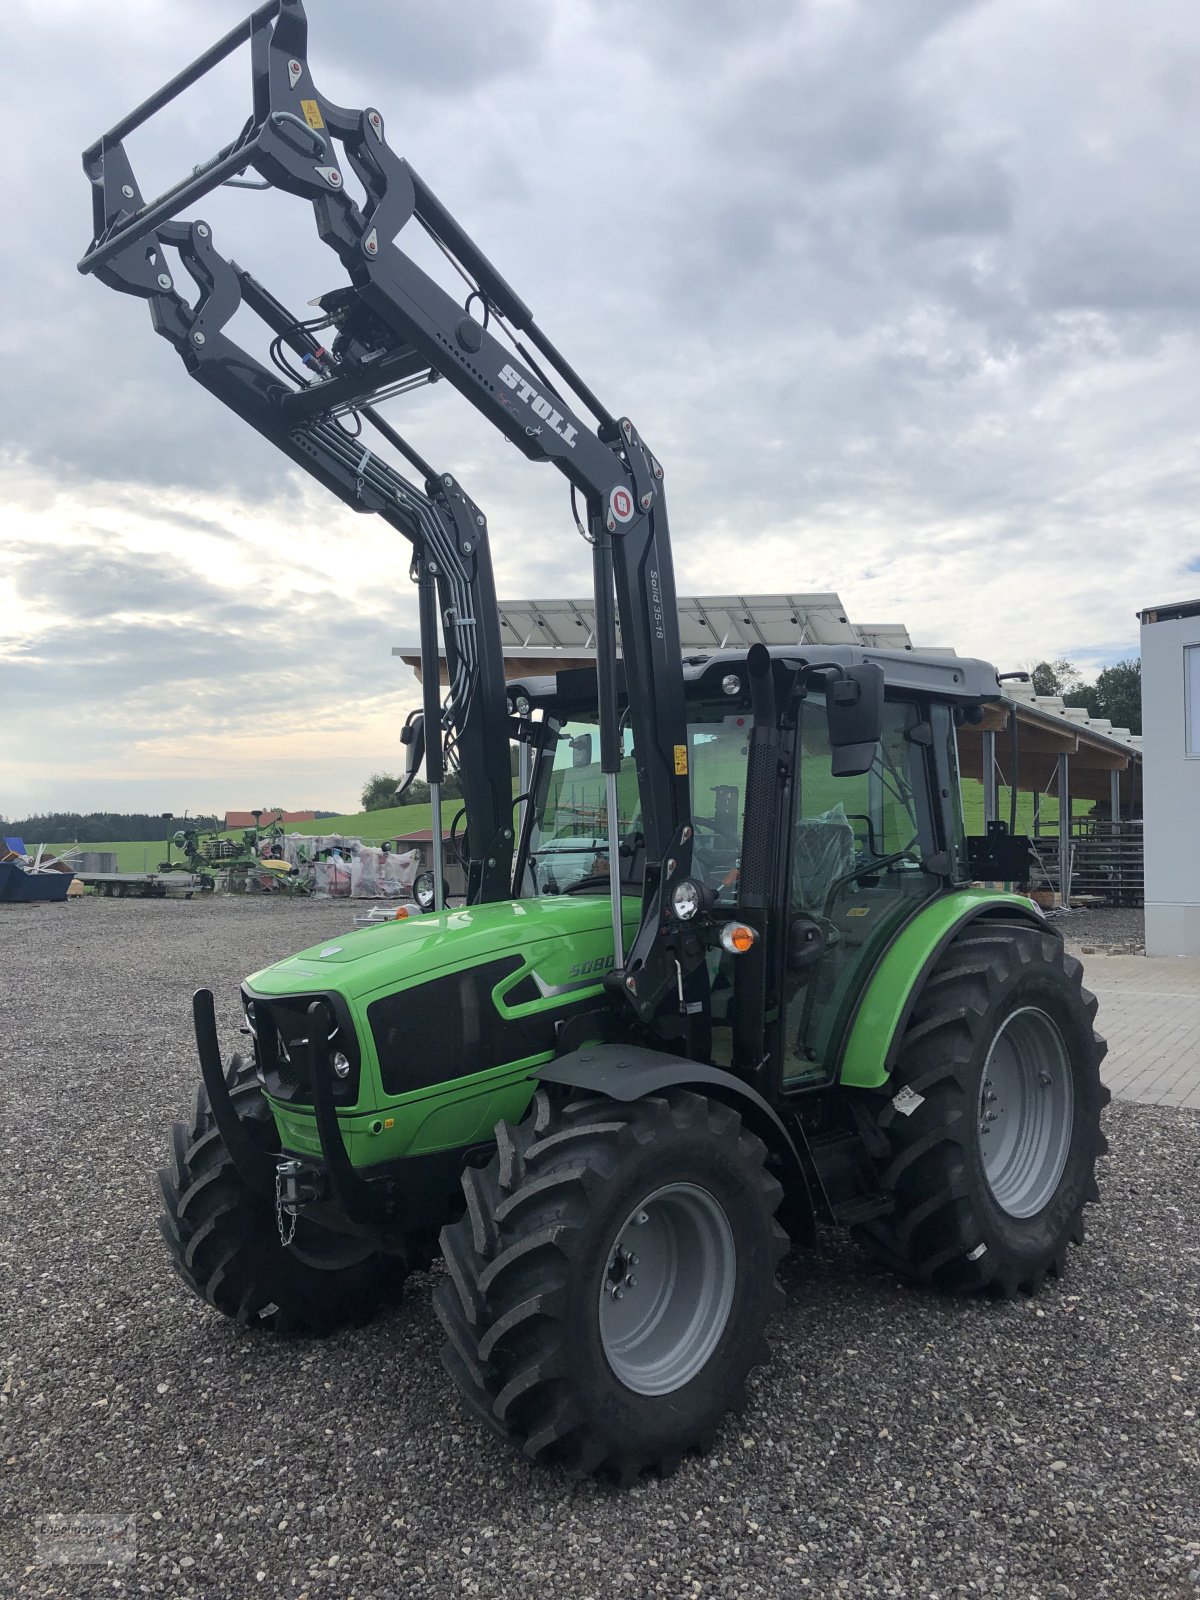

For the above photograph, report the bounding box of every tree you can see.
[1030,659,1083,698]
[360,769,465,812]
[361,772,401,812]
[1092,658,1141,735]
[1027,655,1141,734]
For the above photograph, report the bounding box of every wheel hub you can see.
[977,1006,1074,1219]
[598,1183,736,1397]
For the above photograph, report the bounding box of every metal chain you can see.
[274,1163,298,1248]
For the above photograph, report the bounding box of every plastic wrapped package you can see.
[791,803,856,913]
[381,849,419,896]
[351,847,386,898]
[312,858,352,899]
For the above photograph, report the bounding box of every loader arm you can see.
[79,0,698,1025]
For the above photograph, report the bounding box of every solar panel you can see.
[494,594,907,652]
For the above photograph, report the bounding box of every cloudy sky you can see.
[4,0,1199,819]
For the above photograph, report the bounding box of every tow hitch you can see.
[274,1157,325,1246]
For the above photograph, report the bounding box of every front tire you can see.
[855,921,1109,1297]
[158,1054,403,1335]
[434,1088,788,1482]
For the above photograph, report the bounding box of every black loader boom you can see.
[79,0,696,1023]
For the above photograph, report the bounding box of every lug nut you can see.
[612,1287,624,1301]
[626,1276,637,1289]
[628,1254,638,1266]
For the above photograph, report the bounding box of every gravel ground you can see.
[1053,906,1146,951]
[2,897,1197,1600]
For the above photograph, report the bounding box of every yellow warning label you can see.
[847,906,869,917]
[674,744,689,776]
[301,98,324,130]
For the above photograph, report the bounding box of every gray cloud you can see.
[5,0,1200,812]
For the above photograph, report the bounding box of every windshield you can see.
[518,702,751,903]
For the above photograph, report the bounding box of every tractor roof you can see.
[507,645,1002,713]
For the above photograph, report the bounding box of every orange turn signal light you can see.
[719,921,757,955]
[394,907,411,920]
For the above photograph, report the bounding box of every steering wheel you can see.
[691,815,740,894]
[562,874,612,895]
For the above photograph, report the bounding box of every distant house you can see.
[224,809,317,831]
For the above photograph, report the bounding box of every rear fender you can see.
[837,891,1053,1090]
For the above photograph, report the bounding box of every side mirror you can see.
[825,664,884,777]
[788,914,826,973]
[570,733,593,769]
[395,710,426,801]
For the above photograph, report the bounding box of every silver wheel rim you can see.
[978,1006,1074,1219]
[598,1182,736,1396]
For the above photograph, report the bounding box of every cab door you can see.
[781,695,939,1086]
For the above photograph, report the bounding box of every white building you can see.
[1139,598,1200,956]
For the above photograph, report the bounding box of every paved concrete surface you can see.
[1069,949,1200,1109]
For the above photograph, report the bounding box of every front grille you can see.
[242,988,361,1106]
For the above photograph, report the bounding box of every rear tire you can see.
[854,921,1109,1296]
[158,1054,403,1335]
[434,1087,788,1482]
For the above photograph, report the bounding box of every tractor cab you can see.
[506,644,1005,1088]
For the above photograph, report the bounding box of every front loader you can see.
[80,0,1109,1484]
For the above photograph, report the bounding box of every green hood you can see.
[247,894,642,1005]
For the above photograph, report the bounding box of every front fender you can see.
[537,1044,816,1242]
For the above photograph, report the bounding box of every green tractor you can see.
[159,646,1107,1481]
[80,0,1108,1484]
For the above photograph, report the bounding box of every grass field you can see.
[42,805,439,873]
[40,839,172,873]
[251,803,436,842]
[41,782,1093,875]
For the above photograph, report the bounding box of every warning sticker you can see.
[609,486,635,524]
[674,744,689,776]
[301,98,324,130]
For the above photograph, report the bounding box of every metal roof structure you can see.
[494,594,915,654]
[393,590,1142,818]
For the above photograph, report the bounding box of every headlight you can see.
[332,1051,351,1079]
[670,879,703,921]
[244,1000,258,1036]
[414,869,436,911]
[514,692,532,716]
[721,674,741,697]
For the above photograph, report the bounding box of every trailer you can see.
[79,872,212,899]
